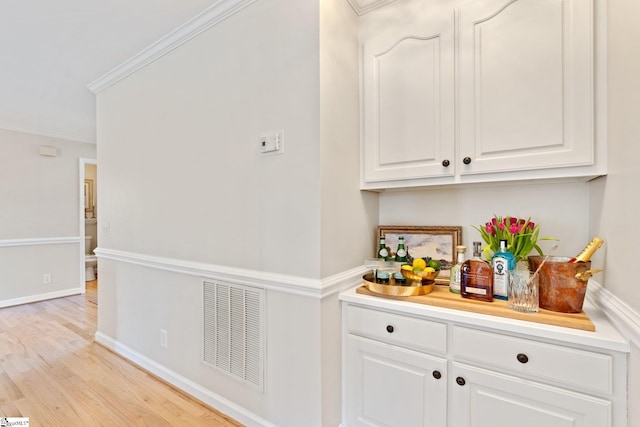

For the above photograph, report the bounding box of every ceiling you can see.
[0,0,216,144]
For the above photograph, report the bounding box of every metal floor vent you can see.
[203,280,265,392]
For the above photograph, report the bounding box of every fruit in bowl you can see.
[401,262,439,284]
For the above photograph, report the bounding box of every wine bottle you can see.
[568,237,604,263]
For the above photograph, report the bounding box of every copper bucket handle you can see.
[574,269,603,281]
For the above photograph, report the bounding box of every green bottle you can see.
[377,236,390,261]
[395,236,408,262]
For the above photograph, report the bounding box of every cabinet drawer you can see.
[452,326,613,394]
[346,305,447,354]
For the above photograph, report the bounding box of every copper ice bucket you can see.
[528,256,596,313]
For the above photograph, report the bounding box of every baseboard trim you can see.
[95,247,366,299]
[0,287,82,308]
[94,332,276,427]
[587,280,640,348]
[0,236,80,248]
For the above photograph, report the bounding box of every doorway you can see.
[79,158,97,293]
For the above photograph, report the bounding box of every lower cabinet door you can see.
[345,334,447,427]
[450,362,612,427]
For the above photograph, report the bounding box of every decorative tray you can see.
[356,282,596,332]
[362,273,435,296]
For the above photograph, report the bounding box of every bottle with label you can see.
[492,239,515,300]
[377,236,391,261]
[395,236,408,263]
[568,237,604,263]
[449,245,467,294]
[461,241,493,302]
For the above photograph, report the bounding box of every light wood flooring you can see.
[0,280,242,426]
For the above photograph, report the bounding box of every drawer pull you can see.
[517,353,529,364]
[432,370,442,380]
[386,325,394,333]
[442,159,450,167]
[463,156,472,165]
[456,376,466,386]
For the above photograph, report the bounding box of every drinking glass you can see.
[509,270,539,313]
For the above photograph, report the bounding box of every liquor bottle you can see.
[492,239,515,300]
[461,241,493,302]
[395,236,408,262]
[568,237,604,263]
[449,245,467,294]
[377,236,391,261]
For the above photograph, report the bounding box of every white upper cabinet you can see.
[362,12,455,184]
[360,0,603,190]
[458,0,594,175]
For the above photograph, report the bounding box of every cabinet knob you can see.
[386,325,394,333]
[517,353,529,364]
[463,157,472,165]
[442,159,450,167]
[456,376,466,386]
[432,370,442,380]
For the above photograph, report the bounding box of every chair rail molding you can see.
[88,0,258,93]
[587,281,640,349]
[95,247,366,299]
[0,237,80,248]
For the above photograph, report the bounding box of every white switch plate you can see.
[258,130,284,155]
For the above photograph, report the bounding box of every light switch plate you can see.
[259,130,284,155]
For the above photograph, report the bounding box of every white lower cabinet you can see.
[341,293,628,427]
[450,363,611,427]
[345,335,447,427]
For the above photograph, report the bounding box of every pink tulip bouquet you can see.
[473,215,556,263]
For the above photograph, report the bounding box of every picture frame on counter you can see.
[377,225,463,284]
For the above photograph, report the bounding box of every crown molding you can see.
[0,121,95,144]
[88,0,257,94]
[346,0,396,16]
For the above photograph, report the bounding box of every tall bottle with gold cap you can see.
[568,237,604,263]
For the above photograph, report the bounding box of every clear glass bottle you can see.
[377,236,390,261]
[492,239,515,300]
[461,241,493,302]
[395,236,408,263]
[449,245,466,294]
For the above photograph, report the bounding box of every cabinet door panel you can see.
[458,0,594,174]
[345,334,447,427]
[363,14,455,183]
[450,363,611,427]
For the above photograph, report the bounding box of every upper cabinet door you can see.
[458,0,594,175]
[362,13,455,184]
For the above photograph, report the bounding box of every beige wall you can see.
[0,129,96,303]
[98,0,323,278]
[96,0,365,425]
[592,0,640,424]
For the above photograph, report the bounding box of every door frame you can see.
[79,157,97,291]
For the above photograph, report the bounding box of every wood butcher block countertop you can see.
[356,284,596,332]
